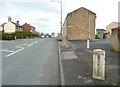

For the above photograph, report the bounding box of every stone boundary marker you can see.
[93,49,105,80]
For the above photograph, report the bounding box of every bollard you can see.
[87,39,90,49]
[93,49,105,80]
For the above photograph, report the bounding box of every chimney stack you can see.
[8,16,11,22]
[16,21,19,25]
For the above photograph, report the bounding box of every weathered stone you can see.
[62,7,96,40]
[110,27,120,52]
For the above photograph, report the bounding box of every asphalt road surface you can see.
[1,38,60,85]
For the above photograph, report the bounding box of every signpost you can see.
[93,49,105,80]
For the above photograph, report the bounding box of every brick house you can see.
[62,7,96,40]
[22,23,31,32]
[22,23,36,35]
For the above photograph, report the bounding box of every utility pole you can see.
[51,0,62,40]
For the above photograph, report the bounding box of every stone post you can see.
[93,49,105,80]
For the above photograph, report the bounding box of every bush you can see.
[95,34,100,39]
[1,31,33,40]
[14,31,32,38]
[2,32,9,40]
[103,33,106,39]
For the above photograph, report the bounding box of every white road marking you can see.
[0,48,9,52]
[28,43,34,47]
[5,45,25,57]
[3,41,38,57]
[34,41,38,43]
[5,48,24,57]
[2,49,15,53]
[5,52,16,57]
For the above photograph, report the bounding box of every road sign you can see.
[93,49,105,80]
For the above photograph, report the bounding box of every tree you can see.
[40,32,45,38]
[45,33,51,38]
[51,32,55,37]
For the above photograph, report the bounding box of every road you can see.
[1,38,60,85]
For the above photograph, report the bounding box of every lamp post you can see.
[51,0,63,40]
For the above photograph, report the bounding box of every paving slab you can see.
[63,51,77,59]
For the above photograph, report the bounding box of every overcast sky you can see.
[0,0,119,35]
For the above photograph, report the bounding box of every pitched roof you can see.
[64,7,96,23]
[96,29,106,32]
[68,7,96,16]
[106,22,120,27]
[112,22,120,24]
[1,23,6,27]
[1,21,22,28]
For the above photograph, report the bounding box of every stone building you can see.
[62,7,96,40]
[110,27,120,52]
[106,22,120,38]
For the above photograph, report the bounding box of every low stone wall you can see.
[110,27,120,52]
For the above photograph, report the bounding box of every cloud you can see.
[0,2,61,34]
[0,0,119,34]
[62,0,119,29]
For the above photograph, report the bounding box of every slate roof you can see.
[1,21,22,28]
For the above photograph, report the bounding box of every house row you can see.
[1,16,38,35]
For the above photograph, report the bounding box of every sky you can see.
[0,0,119,35]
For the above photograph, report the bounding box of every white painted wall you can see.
[0,26,3,31]
[4,22,16,33]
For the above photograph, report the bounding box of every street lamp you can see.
[50,0,63,39]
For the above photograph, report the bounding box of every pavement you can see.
[58,38,120,86]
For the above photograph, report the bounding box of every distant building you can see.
[62,7,96,40]
[1,17,23,33]
[22,23,31,32]
[106,22,120,37]
[15,21,23,31]
[96,29,106,39]
[30,26,37,35]
[22,23,37,35]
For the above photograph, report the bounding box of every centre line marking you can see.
[34,41,38,43]
[28,43,34,47]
